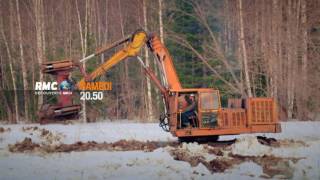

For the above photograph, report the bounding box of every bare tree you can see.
[16,0,29,121]
[300,0,308,119]
[0,52,13,122]
[76,0,90,123]
[158,0,164,43]
[34,0,45,112]
[238,0,252,97]
[0,18,19,123]
[143,0,154,122]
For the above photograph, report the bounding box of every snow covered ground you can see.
[0,121,319,180]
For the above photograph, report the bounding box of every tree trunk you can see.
[286,0,294,119]
[0,19,19,123]
[104,0,109,42]
[0,44,13,122]
[300,0,308,119]
[158,0,164,43]
[238,0,252,97]
[76,0,89,123]
[16,0,29,122]
[143,0,154,122]
[271,0,279,98]
[118,0,132,119]
[34,0,44,115]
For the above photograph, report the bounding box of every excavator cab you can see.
[172,88,280,141]
[176,89,221,129]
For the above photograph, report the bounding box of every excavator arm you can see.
[148,34,182,90]
[76,30,173,101]
[75,30,174,127]
[77,30,148,89]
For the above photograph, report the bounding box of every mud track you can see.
[8,138,180,153]
[9,135,299,155]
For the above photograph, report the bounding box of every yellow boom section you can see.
[77,31,147,89]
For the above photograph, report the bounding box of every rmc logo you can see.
[35,82,58,90]
[35,80,73,91]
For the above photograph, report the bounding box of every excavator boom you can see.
[149,35,182,90]
[77,30,148,89]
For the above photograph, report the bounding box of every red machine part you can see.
[38,59,81,124]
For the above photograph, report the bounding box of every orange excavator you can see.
[39,29,281,141]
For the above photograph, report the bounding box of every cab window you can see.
[200,92,220,110]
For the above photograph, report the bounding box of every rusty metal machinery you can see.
[37,32,139,123]
[38,59,82,124]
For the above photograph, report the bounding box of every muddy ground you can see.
[169,139,304,179]
[7,127,308,179]
[0,127,11,133]
[8,137,179,153]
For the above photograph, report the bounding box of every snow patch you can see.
[181,142,204,154]
[232,136,272,156]
[181,142,217,161]
[232,162,263,178]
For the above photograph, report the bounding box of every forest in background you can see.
[0,0,319,123]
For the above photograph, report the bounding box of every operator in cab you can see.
[181,94,197,127]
